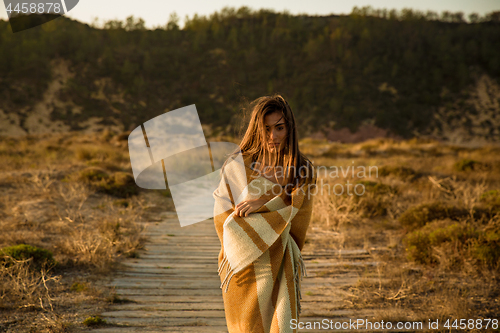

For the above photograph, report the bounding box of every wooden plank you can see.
[113,268,219,275]
[91,328,228,333]
[110,280,221,289]
[111,295,226,304]
[119,262,218,268]
[101,316,228,326]
[101,310,225,319]
[113,288,223,297]
[107,303,225,311]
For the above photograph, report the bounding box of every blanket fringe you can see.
[218,253,235,293]
[218,256,228,274]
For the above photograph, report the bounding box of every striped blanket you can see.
[213,154,316,333]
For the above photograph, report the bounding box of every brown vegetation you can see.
[305,137,500,329]
[0,130,174,331]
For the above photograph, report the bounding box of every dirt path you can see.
[91,213,378,332]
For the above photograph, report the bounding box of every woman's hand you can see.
[234,198,268,217]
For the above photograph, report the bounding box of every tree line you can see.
[0,6,499,138]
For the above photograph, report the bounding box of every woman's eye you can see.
[277,126,284,131]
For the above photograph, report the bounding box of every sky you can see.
[0,0,499,29]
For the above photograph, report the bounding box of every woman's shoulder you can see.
[220,151,253,174]
[225,152,253,167]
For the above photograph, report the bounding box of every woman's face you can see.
[264,112,287,153]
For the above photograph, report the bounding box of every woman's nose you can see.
[270,129,278,141]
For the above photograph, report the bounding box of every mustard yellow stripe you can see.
[233,215,269,253]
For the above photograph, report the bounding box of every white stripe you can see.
[277,205,293,224]
[265,195,287,212]
[274,253,292,332]
[235,184,248,205]
[236,176,277,204]
[213,178,233,216]
[243,214,279,247]
[223,217,260,269]
[281,223,291,254]
[225,158,248,205]
[254,251,274,331]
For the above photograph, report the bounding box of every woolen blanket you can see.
[213,154,316,333]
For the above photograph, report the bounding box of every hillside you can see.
[0,7,499,144]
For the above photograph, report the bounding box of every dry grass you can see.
[0,258,60,311]
[0,130,174,332]
[304,137,500,325]
[311,176,362,231]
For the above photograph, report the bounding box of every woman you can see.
[213,94,317,333]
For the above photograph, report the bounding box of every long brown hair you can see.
[223,94,315,192]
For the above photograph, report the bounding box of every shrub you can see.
[113,199,129,208]
[358,196,389,218]
[74,145,127,164]
[398,202,469,230]
[404,219,500,269]
[75,148,94,161]
[0,257,58,310]
[70,282,88,292]
[113,131,131,141]
[321,145,354,158]
[378,165,422,182]
[404,230,432,264]
[82,315,106,327]
[100,129,116,141]
[404,220,476,265]
[75,147,111,162]
[472,239,500,267]
[355,180,397,196]
[480,190,500,207]
[77,168,138,198]
[100,172,138,198]
[85,160,123,172]
[351,181,397,218]
[78,167,109,183]
[453,158,480,172]
[0,244,56,269]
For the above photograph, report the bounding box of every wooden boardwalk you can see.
[92,212,377,332]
